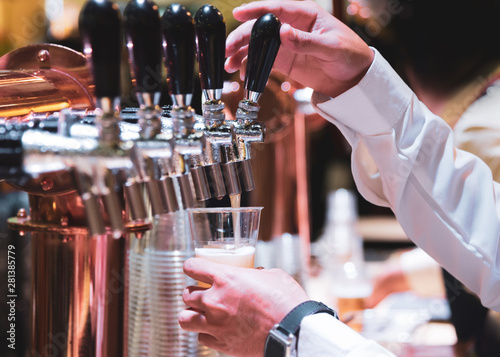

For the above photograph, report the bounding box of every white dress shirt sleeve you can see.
[299,314,395,357]
[310,48,500,312]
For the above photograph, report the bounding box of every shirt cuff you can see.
[298,313,369,356]
[311,48,414,136]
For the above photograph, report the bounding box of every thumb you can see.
[183,257,221,284]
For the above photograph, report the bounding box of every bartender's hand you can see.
[179,258,308,357]
[225,0,374,99]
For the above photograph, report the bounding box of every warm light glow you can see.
[359,7,372,19]
[223,81,240,94]
[281,82,291,92]
[0,101,69,118]
[45,0,63,21]
[48,3,81,40]
[346,4,358,16]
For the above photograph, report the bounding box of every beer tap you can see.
[79,0,122,144]
[161,3,202,209]
[77,0,142,236]
[123,0,179,216]
[192,4,232,200]
[18,127,138,237]
[123,0,162,140]
[224,13,281,193]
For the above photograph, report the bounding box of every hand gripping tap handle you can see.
[245,13,281,102]
[161,4,196,106]
[79,0,122,102]
[228,14,279,193]
[195,4,225,99]
[123,0,163,104]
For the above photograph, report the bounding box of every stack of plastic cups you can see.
[128,235,152,356]
[147,211,198,356]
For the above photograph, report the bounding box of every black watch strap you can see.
[264,300,338,357]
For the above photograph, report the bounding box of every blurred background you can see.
[4,0,487,356]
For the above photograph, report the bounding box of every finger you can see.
[226,20,255,57]
[279,23,336,60]
[227,23,321,78]
[225,45,249,74]
[233,1,319,31]
[183,257,220,285]
[226,56,248,82]
[182,285,207,310]
[178,308,211,333]
[240,57,247,82]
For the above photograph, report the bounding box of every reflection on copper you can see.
[0,70,92,118]
[8,188,144,356]
[29,230,128,356]
[0,44,94,119]
[0,44,94,95]
[6,170,146,356]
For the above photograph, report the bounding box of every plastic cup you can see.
[187,207,263,287]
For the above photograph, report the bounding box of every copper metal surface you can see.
[0,44,94,118]
[8,190,149,357]
[29,231,128,357]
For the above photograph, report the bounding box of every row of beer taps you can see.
[0,0,281,237]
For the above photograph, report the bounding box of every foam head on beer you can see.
[188,207,263,287]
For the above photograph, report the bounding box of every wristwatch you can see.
[264,300,338,357]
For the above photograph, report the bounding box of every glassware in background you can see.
[316,188,373,332]
[254,233,305,286]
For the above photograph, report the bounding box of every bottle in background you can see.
[317,188,372,332]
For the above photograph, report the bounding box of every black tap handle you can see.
[195,4,225,91]
[244,13,281,95]
[79,0,123,99]
[123,0,162,94]
[161,4,195,96]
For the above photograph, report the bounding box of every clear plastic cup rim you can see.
[187,206,263,214]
